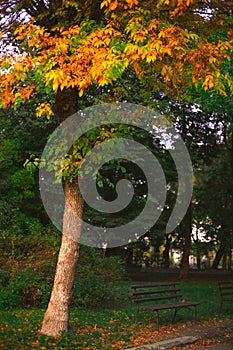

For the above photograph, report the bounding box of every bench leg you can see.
[156,312,160,331]
[220,301,223,313]
[172,309,177,322]
[194,305,197,321]
[136,306,139,322]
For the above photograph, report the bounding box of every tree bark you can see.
[212,241,226,269]
[179,203,192,280]
[227,245,232,270]
[193,238,201,270]
[125,247,134,267]
[162,234,171,269]
[41,179,84,336]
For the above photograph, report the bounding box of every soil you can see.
[166,318,233,349]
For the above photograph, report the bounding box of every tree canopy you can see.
[0,0,232,113]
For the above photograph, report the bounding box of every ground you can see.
[168,318,233,349]
[125,318,233,350]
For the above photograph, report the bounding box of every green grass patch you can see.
[0,281,232,349]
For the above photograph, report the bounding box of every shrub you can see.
[73,247,127,308]
[0,245,128,309]
[0,223,59,309]
[0,265,54,309]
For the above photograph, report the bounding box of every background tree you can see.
[196,145,233,269]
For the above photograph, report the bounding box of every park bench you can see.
[131,282,199,330]
[218,281,233,311]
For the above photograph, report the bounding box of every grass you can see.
[1,279,233,350]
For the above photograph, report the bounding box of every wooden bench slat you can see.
[218,281,233,311]
[221,292,233,296]
[139,301,199,311]
[132,288,181,296]
[134,294,183,303]
[131,282,179,289]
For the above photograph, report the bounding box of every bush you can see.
[0,223,60,309]
[73,247,128,309]
[0,245,128,310]
[0,264,55,309]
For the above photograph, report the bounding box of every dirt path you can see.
[168,318,233,349]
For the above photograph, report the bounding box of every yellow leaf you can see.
[133,62,141,76]
[209,56,217,65]
[203,75,214,90]
[101,0,111,9]
[79,89,84,97]
[53,78,59,91]
[36,103,53,119]
[145,53,157,63]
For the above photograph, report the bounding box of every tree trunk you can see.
[193,238,201,270]
[162,234,171,269]
[212,241,225,269]
[41,87,83,337]
[41,179,84,336]
[227,246,232,270]
[105,247,126,259]
[229,135,233,179]
[125,247,134,268]
[179,203,192,280]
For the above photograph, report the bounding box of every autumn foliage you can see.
[0,0,232,113]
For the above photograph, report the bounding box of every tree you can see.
[196,145,233,269]
[158,98,223,277]
[0,94,57,227]
[0,0,232,337]
[190,60,233,270]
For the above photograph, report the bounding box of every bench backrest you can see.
[218,281,233,300]
[131,282,182,305]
